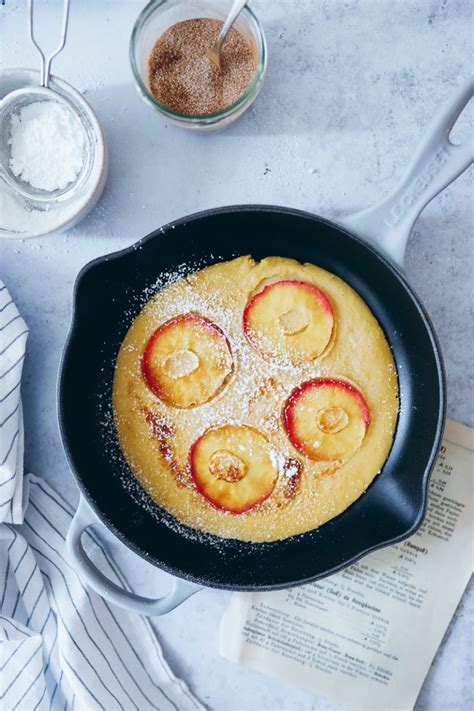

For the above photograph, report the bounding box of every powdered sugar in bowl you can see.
[0,88,91,201]
[0,69,108,240]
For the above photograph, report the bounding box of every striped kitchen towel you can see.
[0,281,27,525]
[0,280,204,711]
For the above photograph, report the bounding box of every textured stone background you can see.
[1,1,472,709]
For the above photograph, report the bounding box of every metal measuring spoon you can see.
[0,0,88,202]
[206,0,249,69]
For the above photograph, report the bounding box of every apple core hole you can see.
[316,406,349,434]
[208,450,247,483]
[279,306,310,336]
[162,349,200,380]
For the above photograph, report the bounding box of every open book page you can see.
[220,420,473,711]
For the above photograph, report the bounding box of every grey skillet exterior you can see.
[65,80,473,616]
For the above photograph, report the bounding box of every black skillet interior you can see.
[59,206,445,590]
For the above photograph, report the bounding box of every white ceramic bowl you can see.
[0,69,108,240]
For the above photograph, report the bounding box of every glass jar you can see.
[130,0,267,131]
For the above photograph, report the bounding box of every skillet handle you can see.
[342,79,474,266]
[66,496,203,616]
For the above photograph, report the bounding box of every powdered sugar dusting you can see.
[103,254,399,545]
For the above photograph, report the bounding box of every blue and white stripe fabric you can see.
[0,281,28,525]
[0,280,204,711]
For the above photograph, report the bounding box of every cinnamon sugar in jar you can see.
[148,18,256,116]
[130,1,267,131]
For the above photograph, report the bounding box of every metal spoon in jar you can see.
[206,0,249,69]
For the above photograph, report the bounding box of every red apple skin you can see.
[242,280,333,357]
[141,314,229,400]
[284,378,370,460]
[189,434,275,514]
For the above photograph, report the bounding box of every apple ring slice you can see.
[190,425,279,513]
[284,378,370,464]
[142,315,232,408]
[243,280,334,365]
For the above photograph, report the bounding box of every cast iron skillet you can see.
[61,81,473,615]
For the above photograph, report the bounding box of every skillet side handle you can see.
[66,496,203,616]
[342,79,474,266]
